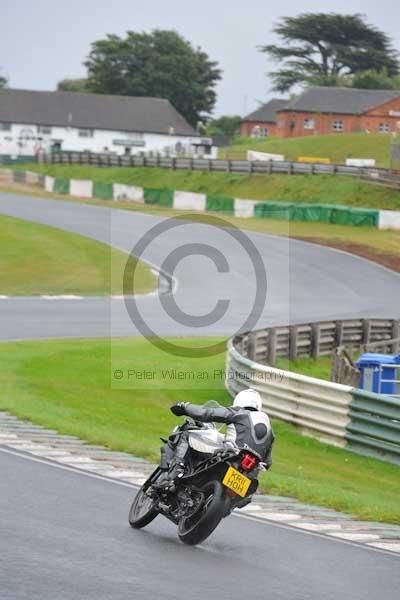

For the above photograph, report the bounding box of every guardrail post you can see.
[311,323,321,358]
[335,320,344,346]
[226,160,231,173]
[268,328,277,365]
[392,320,400,353]
[268,160,272,174]
[362,319,372,346]
[248,331,257,361]
[289,325,298,361]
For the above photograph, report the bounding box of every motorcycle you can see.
[128,401,267,545]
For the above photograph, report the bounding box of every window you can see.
[0,122,11,131]
[78,128,94,138]
[38,125,52,135]
[250,125,268,137]
[379,122,390,133]
[332,120,344,131]
[304,118,315,130]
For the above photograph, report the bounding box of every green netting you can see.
[254,201,292,220]
[93,181,113,200]
[53,177,70,194]
[330,207,379,227]
[143,188,174,207]
[206,195,234,214]
[290,204,333,223]
[253,200,379,227]
[12,170,26,183]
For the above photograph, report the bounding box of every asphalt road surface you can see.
[1,448,399,600]
[1,191,400,340]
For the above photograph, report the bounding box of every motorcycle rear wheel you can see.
[178,480,228,546]
[129,486,159,529]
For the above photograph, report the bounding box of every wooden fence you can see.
[234,318,400,366]
[38,152,400,187]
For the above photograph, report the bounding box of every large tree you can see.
[81,29,221,126]
[261,13,400,92]
[57,78,89,93]
[205,115,241,139]
[352,69,400,90]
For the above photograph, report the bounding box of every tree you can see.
[205,115,241,138]
[83,30,221,126]
[261,13,400,92]
[57,78,89,93]
[0,69,7,88]
[352,69,400,90]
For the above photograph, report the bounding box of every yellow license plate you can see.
[222,466,251,498]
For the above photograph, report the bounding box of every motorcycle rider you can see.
[157,388,274,489]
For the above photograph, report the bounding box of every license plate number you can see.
[222,466,251,498]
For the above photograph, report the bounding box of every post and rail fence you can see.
[37,151,400,189]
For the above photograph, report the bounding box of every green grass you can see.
[0,214,156,295]
[18,162,400,210]
[1,337,399,524]
[220,132,393,167]
[276,356,332,381]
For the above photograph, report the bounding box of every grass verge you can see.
[1,337,399,524]
[275,356,332,381]
[15,162,400,210]
[219,132,393,167]
[0,214,156,295]
[2,181,399,273]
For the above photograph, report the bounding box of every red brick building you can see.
[241,87,400,139]
[240,99,288,137]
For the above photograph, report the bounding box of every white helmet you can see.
[233,388,262,411]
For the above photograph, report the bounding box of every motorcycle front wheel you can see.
[129,486,159,529]
[178,480,229,546]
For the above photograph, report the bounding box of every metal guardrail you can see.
[226,318,400,465]
[38,152,400,187]
[347,389,400,464]
[227,339,353,447]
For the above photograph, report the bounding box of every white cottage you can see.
[0,88,214,158]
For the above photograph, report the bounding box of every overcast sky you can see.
[1,0,400,117]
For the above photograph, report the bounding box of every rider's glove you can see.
[170,402,187,416]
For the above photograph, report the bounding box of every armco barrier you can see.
[5,168,398,229]
[227,339,353,448]
[348,389,400,464]
[226,333,400,465]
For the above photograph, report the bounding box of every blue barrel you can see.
[356,353,400,395]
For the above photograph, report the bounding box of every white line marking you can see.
[254,512,302,521]
[368,542,400,552]
[1,445,399,558]
[40,295,83,300]
[290,522,343,532]
[0,295,8,299]
[330,532,381,542]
